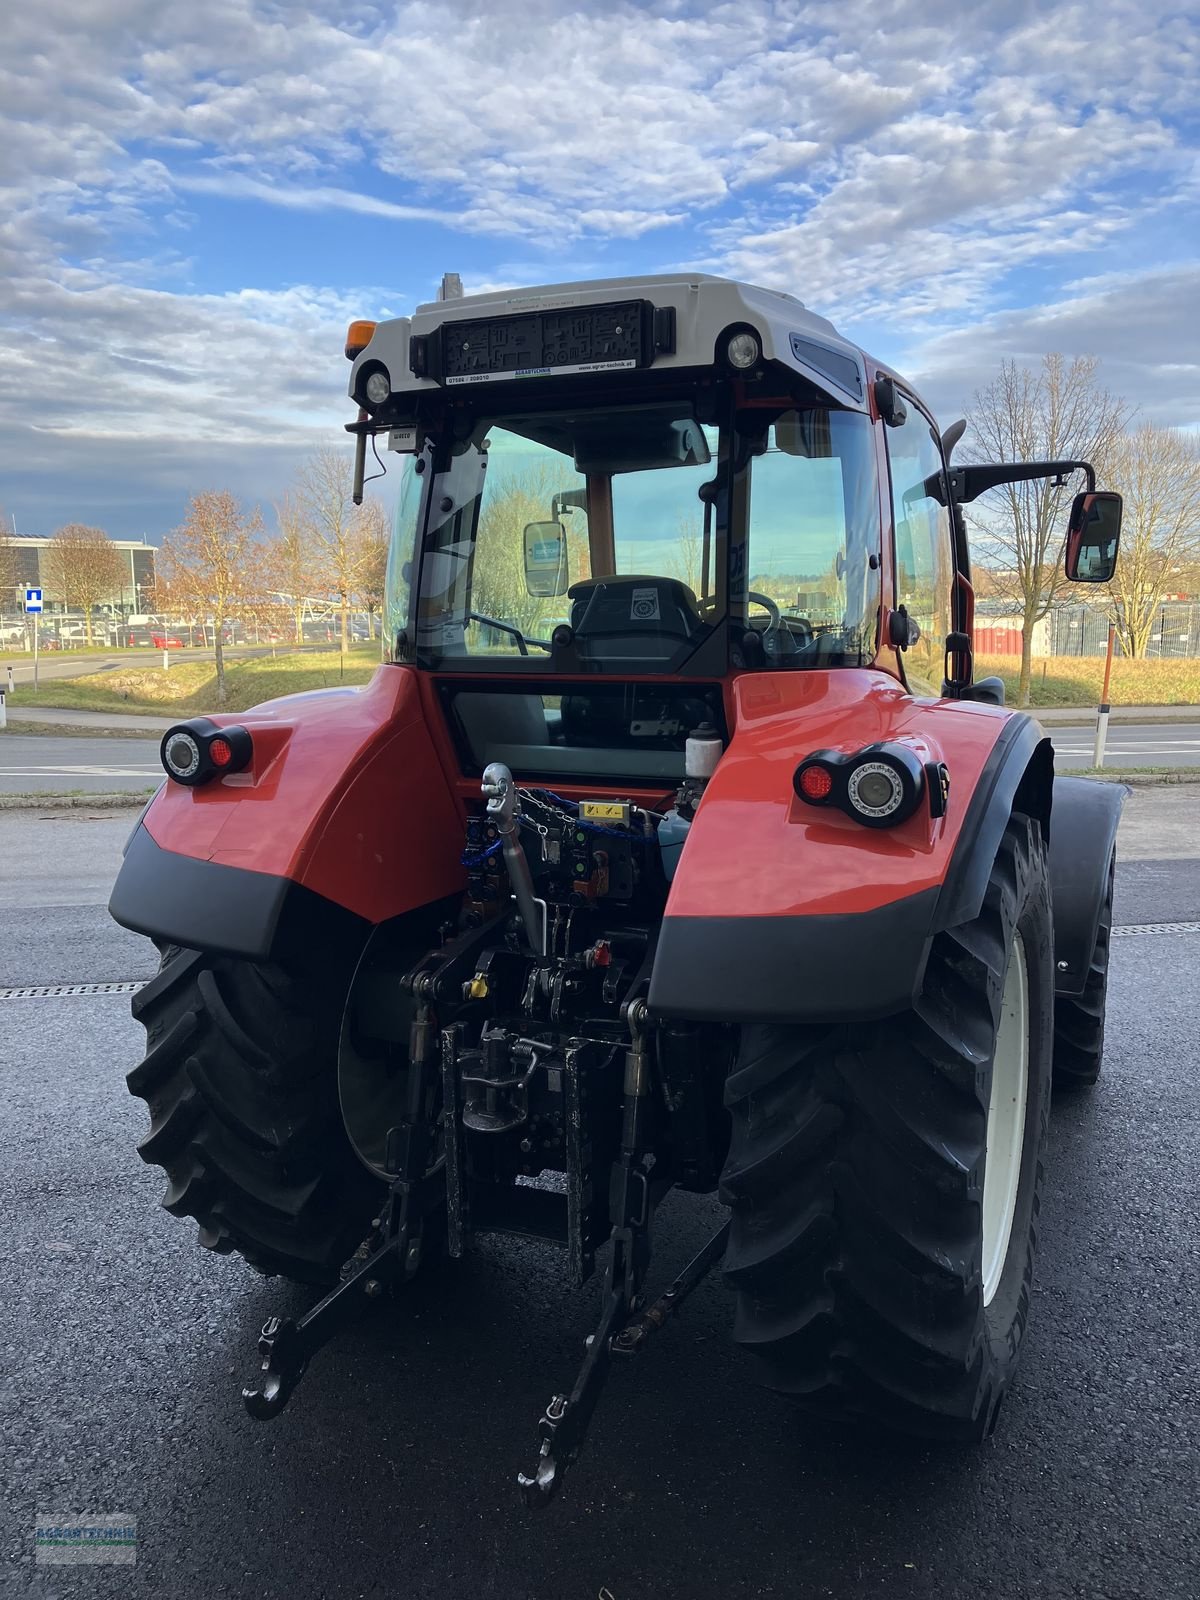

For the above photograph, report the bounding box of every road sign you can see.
[24,587,43,614]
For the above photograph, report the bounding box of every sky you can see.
[1,0,1197,542]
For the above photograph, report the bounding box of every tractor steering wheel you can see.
[748,591,797,659]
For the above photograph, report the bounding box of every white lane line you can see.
[0,766,160,777]
[1055,746,1200,754]
[1111,922,1200,938]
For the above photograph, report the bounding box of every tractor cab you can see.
[347,274,890,787]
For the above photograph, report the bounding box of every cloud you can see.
[0,0,1195,534]
[175,173,460,225]
[907,262,1200,429]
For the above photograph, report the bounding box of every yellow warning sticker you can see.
[579,800,630,824]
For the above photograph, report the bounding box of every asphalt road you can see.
[1051,720,1200,768]
[0,735,161,794]
[3,723,1200,799]
[1,792,1198,1598]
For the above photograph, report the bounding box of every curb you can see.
[1073,771,1200,787]
[0,791,155,811]
[1038,712,1200,729]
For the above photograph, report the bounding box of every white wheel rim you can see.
[982,929,1029,1307]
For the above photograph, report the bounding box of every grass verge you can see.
[975,654,1200,707]
[9,642,1199,716]
[6,647,382,717]
[0,721,161,738]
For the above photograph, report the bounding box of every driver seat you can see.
[567,575,702,660]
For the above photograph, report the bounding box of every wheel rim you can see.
[982,929,1029,1307]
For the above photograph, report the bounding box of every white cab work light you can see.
[726,331,761,369]
[365,369,392,406]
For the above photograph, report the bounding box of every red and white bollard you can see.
[1092,623,1116,769]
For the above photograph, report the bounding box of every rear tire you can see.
[128,944,383,1285]
[721,812,1053,1441]
[1052,850,1114,1089]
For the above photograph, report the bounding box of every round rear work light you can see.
[842,746,926,828]
[364,368,391,406]
[163,730,202,782]
[846,760,905,821]
[726,330,761,370]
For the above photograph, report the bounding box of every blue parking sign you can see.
[24,587,43,613]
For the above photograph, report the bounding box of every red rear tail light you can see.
[797,763,833,801]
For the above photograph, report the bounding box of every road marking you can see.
[0,982,147,999]
[1111,921,1200,938]
[0,766,160,778]
[1054,744,1200,754]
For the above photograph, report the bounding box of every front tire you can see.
[128,945,383,1284]
[721,812,1053,1441]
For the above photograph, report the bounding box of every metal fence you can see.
[1048,602,1200,659]
[0,608,377,652]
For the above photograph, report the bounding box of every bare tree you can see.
[0,516,19,610]
[1103,424,1200,657]
[469,465,582,641]
[676,513,704,596]
[351,498,390,644]
[44,524,125,642]
[268,493,320,644]
[966,355,1129,704]
[294,447,382,654]
[159,491,264,704]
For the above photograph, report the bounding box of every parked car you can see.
[151,631,185,649]
[115,625,152,647]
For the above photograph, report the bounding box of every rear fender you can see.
[647,670,1052,1024]
[109,667,466,959]
[1046,776,1125,995]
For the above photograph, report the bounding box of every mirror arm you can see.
[945,459,1096,504]
[467,613,529,656]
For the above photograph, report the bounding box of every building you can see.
[2,535,157,616]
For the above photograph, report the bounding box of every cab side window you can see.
[887,404,954,696]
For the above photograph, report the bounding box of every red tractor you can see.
[110,272,1123,1502]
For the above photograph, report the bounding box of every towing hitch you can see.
[518,999,729,1506]
[518,1217,730,1506]
[241,981,732,1507]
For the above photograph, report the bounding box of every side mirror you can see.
[523,521,569,597]
[1065,491,1122,584]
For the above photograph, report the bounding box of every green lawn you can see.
[8,647,383,716]
[975,654,1200,707]
[9,643,1199,717]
